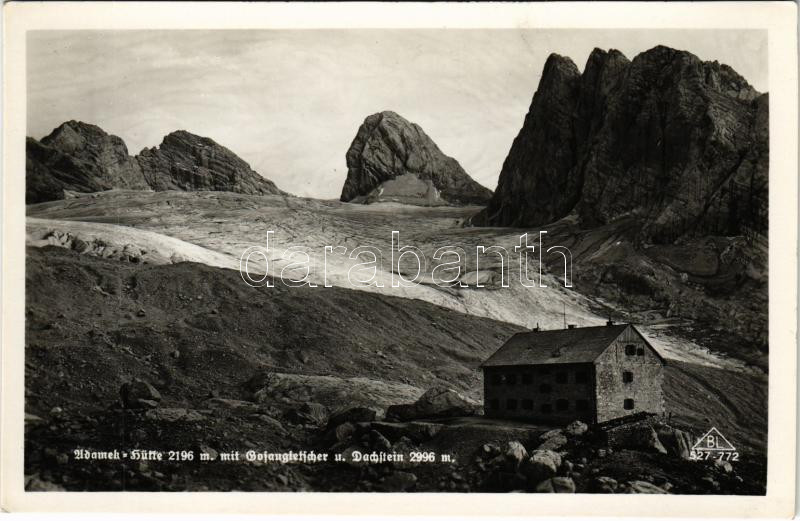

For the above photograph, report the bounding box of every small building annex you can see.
[481,323,665,424]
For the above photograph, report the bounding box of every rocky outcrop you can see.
[385,385,480,421]
[475,46,768,244]
[341,111,492,206]
[26,137,111,204]
[136,131,283,195]
[41,121,150,189]
[27,122,284,203]
[27,121,155,204]
[249,372,423,412]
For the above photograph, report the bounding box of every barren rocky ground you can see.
[24,244,766,493]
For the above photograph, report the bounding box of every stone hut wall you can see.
[483,363,595,424]
[594,328,665,423]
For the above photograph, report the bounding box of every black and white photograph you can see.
[2,1,798,517]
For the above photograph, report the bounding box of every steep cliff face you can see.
[26,137,111,204]
[484,55,583,225]
[26,123,284,202]
[136,131,283,195]
[341,111,492,206]
[476,46,768,244]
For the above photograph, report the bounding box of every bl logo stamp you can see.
[689,427,739,462]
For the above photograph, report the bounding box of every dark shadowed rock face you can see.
[476,46,768,244]
[482,54,583,227]
[27,123,284,203]
[40,121,150,190]
[26,137,111,204]
[341,111,492,206]
[136,131,284,195]
[26,121,152,203]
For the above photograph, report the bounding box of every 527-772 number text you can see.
[689,450,739,461]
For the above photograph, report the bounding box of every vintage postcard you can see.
[1,1,797,517]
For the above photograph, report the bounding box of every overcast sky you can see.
[27,30,767,199]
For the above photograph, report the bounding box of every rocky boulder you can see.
[537,432,568,451]
[327,406,379,429]
[369,421,442,444]
[591,476,619,493]
[491,441,528,472]
[565,420,589,437]
[340,111,492,206]
[537,428,569,451]
[620,480,668,494]
[535,476,576,493]
[606,422,668,454]
[120,379,161,409]
[655,425,694,459]
[333,422,357,443]
[145,408,205,423]
[285,402,328,426]
[386,385,479,421]
[713,459,734,474]
[521,449,562,483]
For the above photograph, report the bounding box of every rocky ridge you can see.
[475,46,768,244]
[341,111,492,206]
[26,122,283,203]
[136,131,283,195]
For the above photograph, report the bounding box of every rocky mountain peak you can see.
[474,45,767,244]
[33,120,150,197]
[539,53,581,88]
[41,120,119,151]
[27,122,285,203]
[160,129,222,150]
[136,130,284,195]
[341,111,492,206]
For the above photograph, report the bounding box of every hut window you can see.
[556,399,569,411]
[555,371,567,384]
[637,347,645,356]
[576,400,589,411]
[522,373,533,385]
[624,399,634,410]
[575,371,589,383]
[623,371,633,383]
[541,403,552,414]
[506,374,517,386]
[491,374,502,386]
[507,399,517,410]
[625,344,636,356]
[539,383,552,393]
[522,399,533,410]
[489,399,499,410]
